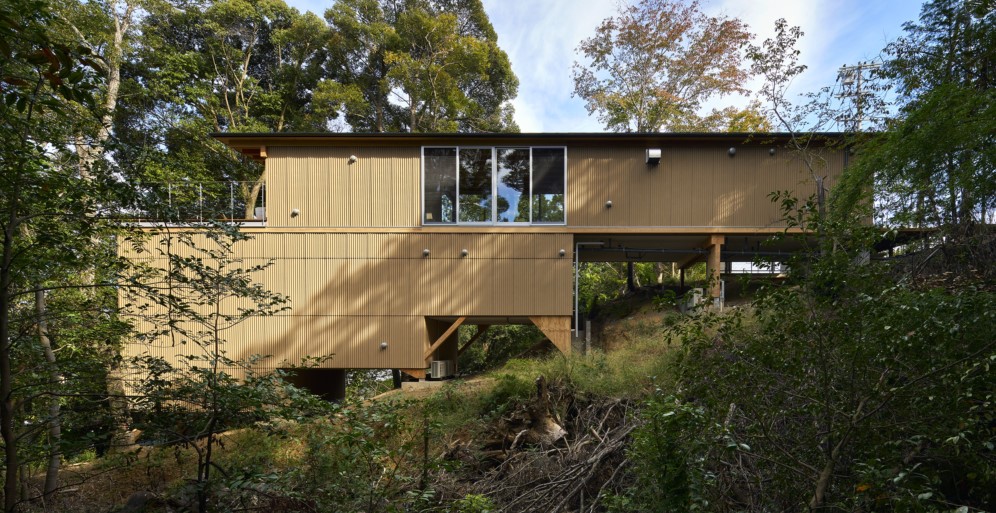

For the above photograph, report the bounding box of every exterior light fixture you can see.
[422,248,431,257]
[380,342,388,350]
[728,147,736,157]
[290,208,300,217]
[605,200,613,209]
[348,155,358,164]
[769,148,776,156]
[559,249,566,257]
[646,148,661,166]
[461,249,469,257]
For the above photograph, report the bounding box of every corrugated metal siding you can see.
[566,145,845,228]
[122,232,572,370]
[268,146,419,227]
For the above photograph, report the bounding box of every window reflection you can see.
[458,148,493,223]
[497,148,530,223]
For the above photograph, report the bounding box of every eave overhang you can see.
[211,131,850,162]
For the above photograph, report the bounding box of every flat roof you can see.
[212,131,848,160]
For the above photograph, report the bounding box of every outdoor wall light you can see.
[290,208,300,217]
[380,342,388,350]
[728,147,736,157]
[646,148,661,166]
[559,249,566,257]
[605,200,613,209]
[769,147,776,156]
[423,248,431,257]
[348,155,358,164]
[461,249,469,257]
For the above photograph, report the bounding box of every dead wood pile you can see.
[434,376,637,512]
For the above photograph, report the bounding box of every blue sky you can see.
[287,0,925,132]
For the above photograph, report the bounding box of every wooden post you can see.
[584,320,591,354]
[708,235,725,307]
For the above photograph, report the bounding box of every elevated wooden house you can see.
[121,133,846,395]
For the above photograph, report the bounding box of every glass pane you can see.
[423,148,456,223]
[531,148,565,223]
[458,148,493,223]
[496,148,530,223]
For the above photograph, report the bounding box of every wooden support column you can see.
[707,235,725,306]
[530,316,572,354]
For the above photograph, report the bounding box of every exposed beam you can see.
[458,325,491,356]
[400,368,426,380]
[424,316,466,360]
[676,252,705,270]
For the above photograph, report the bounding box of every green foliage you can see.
[835,1,994,278]
[457,325,543,374]
[477,373,533,416]
[262,398,439,513]
[127,225,329,511]
[451,494,495,513]
[0,0,130,508]
[631,184,996,511]
[327,0,518,133]
[627,393,712,512]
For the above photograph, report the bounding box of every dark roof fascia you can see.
[212,131,850,152]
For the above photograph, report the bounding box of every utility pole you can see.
[836,61,881,131]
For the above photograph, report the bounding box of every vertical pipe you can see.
[198,183,203,222]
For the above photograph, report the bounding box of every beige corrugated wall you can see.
[266,146,421,228]
[567,145,844,228]
[122,232,573,371]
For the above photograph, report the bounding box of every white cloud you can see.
[481,0,618,131]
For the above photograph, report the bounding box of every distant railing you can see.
[127,181,266,223]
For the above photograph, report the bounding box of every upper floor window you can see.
[422,146,566,225]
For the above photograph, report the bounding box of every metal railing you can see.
[129,181,266,223]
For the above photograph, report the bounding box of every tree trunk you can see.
[2,215,20,512]
[244,172,266,220]
[36,290,61,496]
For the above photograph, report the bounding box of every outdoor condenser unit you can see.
[430,360,454,379]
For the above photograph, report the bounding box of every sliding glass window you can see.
[458,148,493,223]
[531,148,566,224]
[422,146,565,225]
[423,147,456,224]
[496,148,530,223]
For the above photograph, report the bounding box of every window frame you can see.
[420,145,567,226]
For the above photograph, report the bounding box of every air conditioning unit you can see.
[430,360,454,379]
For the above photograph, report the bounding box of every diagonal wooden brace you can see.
[424,316,466,361]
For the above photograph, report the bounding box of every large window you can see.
[423,148,456,223]
[458,148,493,223]
[422,147,566,225]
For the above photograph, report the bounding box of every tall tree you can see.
[839,0,994,265]
[326,0,519,133]
[572,0,751,132]
[53,0,140,174]
[1,0,129,508]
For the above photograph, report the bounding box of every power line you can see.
[836,61,882,131]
